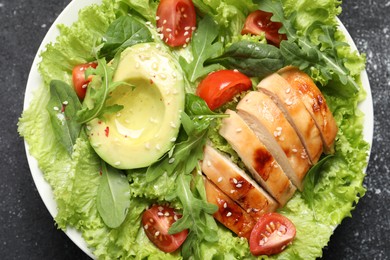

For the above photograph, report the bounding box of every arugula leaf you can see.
[169,173,218,259]
[256,0,359,96]
[207,40,285,77]
[96,160,131,229]
[179,15,224,83]
[76,56,124,124]
[98,15,153,60]
[46,80,82,156]
[302,154,334,209]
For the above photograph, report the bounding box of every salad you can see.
[18,0,370,259]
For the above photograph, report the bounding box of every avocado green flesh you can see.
[86,43,185,169]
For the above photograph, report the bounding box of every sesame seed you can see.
[82,84,88,89]
[174,215,178,221]
[183,13,187,18]
[155,231,160,237]
[166,28,172,32]
[86,125,92,131]
[217,177,223,183]
[62,101,68,105]
[149,218,154,223]
[233,178,238,184]
[292,148,298,153]
[163,19,167,24]
[277,231,283,236]
[184,31,189,36]
[226,212,232,217]
[236,183,242,188]
[207,160,211,167]
[156,27,162,32]
[170,122,177,128]
[53,106,59,111]
[184,26,191,30]
[230,190,236,194]
[185,37,190,43]
[191,26,196,31]
[170,137,177,142]
[247,208,252,213]
[164,212,170,217]
[223,202,227,208]
[145,143,151,149]
[183,44,187,48]
[286,88,291,94]
[168,158,175,164]
[180,7,185,12]
[156,144,161,150]
[236,128,242,133]
[158,206,164,211]
[114,161,121,166]
[116,112,121,117]
[157,212,164,216]
[285,100,293,106]
[276,127,282,131]
[144,224,149,230]
[156,16,160,20]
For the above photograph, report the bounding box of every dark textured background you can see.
[1,0,389,259]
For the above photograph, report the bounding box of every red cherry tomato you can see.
[156,0,196,47]
[142,205,188,253]
[249,213,296,256]
[72,62,97,100]
[196,70,252,110]
[241,10,287,47]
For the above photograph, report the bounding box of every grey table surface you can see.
[1,0,389,259]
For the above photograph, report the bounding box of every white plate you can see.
[23,1,373,258]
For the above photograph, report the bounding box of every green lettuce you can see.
[18,0,369,259]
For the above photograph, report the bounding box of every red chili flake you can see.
[98,121,102,124]
[104,126,110,137]
[61,104,67,113]
[150,79,154,84]
[99,170,103,176]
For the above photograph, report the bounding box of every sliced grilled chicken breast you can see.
[278,66,338,153]
[203,177,255,239]
[219,110,296,206]
[257,73,323,164]
[237,91,311,190]
[201,144,278,220]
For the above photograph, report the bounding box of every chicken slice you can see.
[237,91,311,190]
[203,176,255,239]
[201,144,278,220]
[257,73,323,164]
[219,110,296,206]
[278,66,338,153]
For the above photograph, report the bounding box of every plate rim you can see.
[22,1,374,259]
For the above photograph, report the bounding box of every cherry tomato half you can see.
[72,62,98,100]
[196,70,252,110]
[241,10,287,47]
[142,205,188,253]
[156,0,196,47]
[249,213,296,256]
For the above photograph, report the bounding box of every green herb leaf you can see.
[302,154,334,208]
[46,80,82,156]
[170,174,218,259]
[76,56,124,124]
[256,0,359,96]
[96,160,131,229]
[179,15,224,83]
[98,15,153,60]
[207,40,285,77]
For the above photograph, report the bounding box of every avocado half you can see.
[86,43,185,169]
